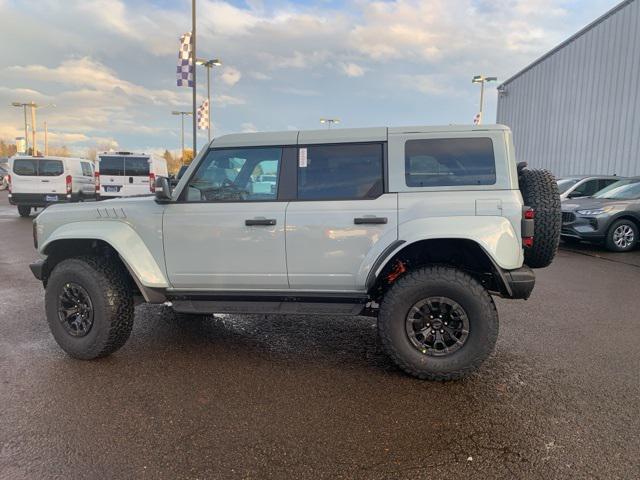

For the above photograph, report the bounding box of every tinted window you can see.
[297,143,383,200]
[39,160,64,176]
[405,138,496,187]
[99,156,124,176]
[186,147,282,202]
[557,178,580,194]
[13,159,38,176]
[81,162,93,177]
[125,157,150,176]
[595,180,640,200]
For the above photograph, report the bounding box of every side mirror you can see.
[567,191,583,199]
[155,176,172,203]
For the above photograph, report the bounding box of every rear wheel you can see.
[519,168,561,268]
[17,205,31,217]
[605,219,638,252]
[45,256,134,359]
[378,266,498,380]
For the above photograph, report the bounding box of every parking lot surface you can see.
[1,190,639,480]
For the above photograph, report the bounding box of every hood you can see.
[562,197,630,212]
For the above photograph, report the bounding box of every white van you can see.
[8,156,96,217]
[96,152,168,198]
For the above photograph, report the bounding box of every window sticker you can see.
[299,147,308,168]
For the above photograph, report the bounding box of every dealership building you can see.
[496,0,640,177]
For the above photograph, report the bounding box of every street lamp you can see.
[172,110,193,163]
[10,102,55,155]
[471,75,497,125]
[320,118,340,129]
[196,58,222,142]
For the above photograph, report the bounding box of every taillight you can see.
[66,175,72,194]
[7,174,11,194]
[95,172,100,192]
[149,173,156,193]
[522,207,535,248]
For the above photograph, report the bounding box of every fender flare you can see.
[41,220,169,289]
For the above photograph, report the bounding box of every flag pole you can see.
[191,0,197,156]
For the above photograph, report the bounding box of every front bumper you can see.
[561,211,607,241]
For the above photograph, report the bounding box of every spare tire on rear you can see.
[519,168,561,268]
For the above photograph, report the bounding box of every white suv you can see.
[29,125,561,380]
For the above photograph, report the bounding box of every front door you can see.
[163,146,289,290]
[285,143,398,291]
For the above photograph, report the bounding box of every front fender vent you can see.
[97,208,127,219]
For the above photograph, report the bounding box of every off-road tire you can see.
[378,266,498,381]
[605,219,638,252]
[45,255,134,359]
[519,168,561,268]
[17,205,31,217]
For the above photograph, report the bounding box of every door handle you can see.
[41,179,50,183]
[354,216,387,225]
[245,218,277,226]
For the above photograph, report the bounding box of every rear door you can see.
[11,158,65,198]
[98,155,125,196]
[123,156,151,196]
[285,142,398,292]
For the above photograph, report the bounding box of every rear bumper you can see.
[8,192,86,207]
[30,259,44,281]
[501,266,535,300]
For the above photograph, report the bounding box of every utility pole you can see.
[10,102,55,156]
[472,75,497,125]
[44,121,48,156]
[172,111,192,164]
[191,0,197,156]
[30,104,37,155]
[196,58,222,142]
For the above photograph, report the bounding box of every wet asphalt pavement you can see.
[1,190,639,480]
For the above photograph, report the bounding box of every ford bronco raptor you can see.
[30,125,561,380]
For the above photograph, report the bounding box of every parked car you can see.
[29,124,561,380]
[0,165,8,191]
[557,175,621,200]
[96,151,168,198]
[561,177,640,251]
[8,156,96,217]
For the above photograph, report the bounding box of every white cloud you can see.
[220,66,242,86]
[214,94,246,106]
[241,122,257,133]
[341,63,366,77]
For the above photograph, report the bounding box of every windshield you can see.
[557,178,580,194]
[594,179,640,200]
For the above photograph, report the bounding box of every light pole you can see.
[11,102,55,155]
[196,58,222,142]
[172,110,192,163]
[191,0,197,156]
[472,75,497,125]
[320,118,340,129]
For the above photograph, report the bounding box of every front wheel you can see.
[45,256,134,359]
[605,219,638,252]
[378,266,498,380]
[17,205,31,217]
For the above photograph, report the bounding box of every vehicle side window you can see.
[38,160,64,177]
[573,179,599,197]
[99,157,124,176]
[405,137,496,187]
[297,143,383,200]
[185,147,282,202]
[124,157,150,176]
[599,179,617,190]
[81,162,93,177]
[13,159,38,176]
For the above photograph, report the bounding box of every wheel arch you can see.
[366,237,513,299]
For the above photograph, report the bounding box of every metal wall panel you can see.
[497,0,640,177]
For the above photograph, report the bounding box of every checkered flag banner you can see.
[176,32,193,87]
[197,99,209,130]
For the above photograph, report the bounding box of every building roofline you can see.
[498,0,635,88]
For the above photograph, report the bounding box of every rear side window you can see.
[125,157,150,176]
[99,157,124,176]
[13,159,63,176]
[13,159,38,176]
[297,143,383,200]
[39,160,64,176]
[81,162,93,177]
[405,138,496,187]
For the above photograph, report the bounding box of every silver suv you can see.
[30,125,561,380]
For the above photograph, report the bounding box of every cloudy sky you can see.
[0,0,620,156]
